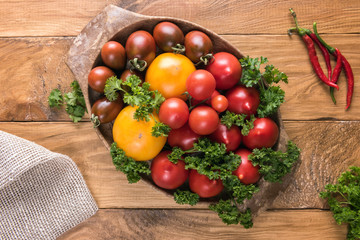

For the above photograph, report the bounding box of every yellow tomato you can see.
[145,53,196,99]
[112,106,166,161]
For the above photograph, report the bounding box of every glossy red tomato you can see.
[226,85,260,117]
[91,97,123,124]
[151,151,189,190]
[189,169,224,198]
[233,148,260,185]
[126,30,156,69]
[153,22,184,52]
[159,98,189,129]
[206,52,242,90]
[209,124,242,151]
[242,118,279,149]
[184,31,213,63]
[88,66,115,93]
[189,106,219,135]
[167,123,200,150]
[186,70,216,101]
[211,95,228,113]
[101,41,126,70]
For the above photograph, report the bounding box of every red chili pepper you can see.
[331,48,342,83]
[309,33,332,80]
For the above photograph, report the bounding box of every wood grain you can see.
[58,209,347,240]
[0,121,359,209]
[0,35,359,121]
[0,0,359,36]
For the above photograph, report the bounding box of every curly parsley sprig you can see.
[220,111,256,136]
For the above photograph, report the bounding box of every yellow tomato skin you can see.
[112,106,166,161]
[145,53,196,99]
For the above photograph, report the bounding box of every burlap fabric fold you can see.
[0,130,98,239]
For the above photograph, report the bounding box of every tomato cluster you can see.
[88,21,280,199]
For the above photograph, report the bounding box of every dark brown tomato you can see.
[88,66,115,93]
[153,22,184,52]
[125,30,156,68]
[184,31,213,63]
[120,69,144,82]
[101,41,126,70]
[91,97,123,124]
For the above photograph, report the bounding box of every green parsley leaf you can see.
[48,89,64,108]
[104,76,125,101]
[223,175,260,204]
[110,142,151,184]
[174,189,200,206]
[257,86,285,118]
[167,147,185,164]
[320,166,360,240]
[263,64,288,84]
[239,56,268,87]
[151,121,171,137]
[63,80,87,123]
[220,111,255,136]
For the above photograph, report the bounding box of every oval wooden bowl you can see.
[67,5,297,218]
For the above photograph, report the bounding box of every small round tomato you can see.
[113,106,167,161]
[153,22,184,52]
[126,30,156,70]
[186,70,216,101]
[226,85,260,117]
[189,106,219,135]
[88,66,115,93]
[91,97,123,124]
[206,52,242,90]
[211,95,228,113]
[151,151,189,190]
[209,124,242,151]
[101,41,126,70]
[159,98,189,129]
[146,53,196,99]
[242,118,279,150]
[233,148,260,185]
[185,31,213,63]
[120,69,144,82]
[189,169,224,198]
[168,123,200,150]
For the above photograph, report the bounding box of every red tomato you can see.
[151,151,189,190]
[211,95,228,113]
[101,41,126,70]
[91,97,123,124]
[153,22,184,52]
[226,85,260,117]
[189,106,219,135]
[184,31,213,63]
[126,30,156,69]
[168,123,200,150]
[206,52,242,90]
[186,70,216,101]
[233,148,260,185]
[159,98,189,129]
[88,66,115,93]
[242,118,279,149]
[209,124,242,151]
[189,169,224,198]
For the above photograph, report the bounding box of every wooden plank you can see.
[0,35,359,122]
[58,209,347,240]
[0,0,359,37]
[0,121,359,209]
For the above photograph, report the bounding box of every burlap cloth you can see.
[0,130,98,239]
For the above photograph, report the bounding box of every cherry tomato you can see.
[184,31,213,63]
[126,30,156,69]
[233,148,260,185]
[151,151,189,190]
[188,106,219,135]
[146,53,196,99]
[88,66,115,93]
[168,123,200,150]
[226,85,260,117]
[113,106,167,161]
[159,98,189,129]
[120,69,144,82]
[211,95,228,113]
[189,169,224,198]
[101,41,126,70]
[186,70,216,101]
[91,97,123,124]
[242,118,279,150]
[209,124,242,151]
[153,22,184,52]
[206,52,242,90]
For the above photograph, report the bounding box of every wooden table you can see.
[1,1,359,239]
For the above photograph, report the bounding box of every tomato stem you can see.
[90,113,100,128]
[129,58,147,72]
[172,44,185,54]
